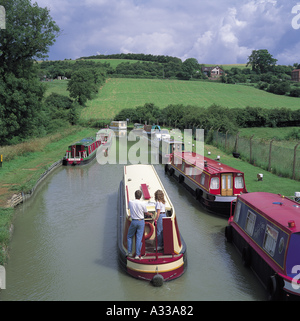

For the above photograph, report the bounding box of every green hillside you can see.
[79,78,300,120]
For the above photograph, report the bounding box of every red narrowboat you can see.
[62,129,112,166]
[117,164,187,286]
[165,151,247,216]
[226,192,300,300]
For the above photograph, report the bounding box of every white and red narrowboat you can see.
[165,151,247,216]
[62,128,112,166]
[226,192,300,300]
[117,164,187,286]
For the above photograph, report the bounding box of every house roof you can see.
[201,65,224,72]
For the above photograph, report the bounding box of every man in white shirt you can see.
[127,190,151,259]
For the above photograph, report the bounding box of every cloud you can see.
[34,0,300,65]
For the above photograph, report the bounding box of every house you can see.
[201,66,225,78]
[291,69,300,82]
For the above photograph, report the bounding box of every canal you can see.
[0,154,266,301]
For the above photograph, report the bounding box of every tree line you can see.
[114,103,300,133]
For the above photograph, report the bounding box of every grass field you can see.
[43,80,69,97]
[44,68,300,120]
[80,78,300,119]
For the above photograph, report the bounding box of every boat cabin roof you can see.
[174,151,244,175]
[124,164,172,212]
[70,137,95,147]
[238,192,300,233]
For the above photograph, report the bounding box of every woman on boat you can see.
[155,190,166,250]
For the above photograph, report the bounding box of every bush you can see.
[267,81,291,95]
[290,87,300,97]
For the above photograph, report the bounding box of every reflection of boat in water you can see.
[62,128,112,166]
[226,192,300,300]
[117,164,187,286]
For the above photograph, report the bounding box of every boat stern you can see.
[126,254,186,286]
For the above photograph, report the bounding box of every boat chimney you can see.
[288,220,296,228]
[204,160,208,167]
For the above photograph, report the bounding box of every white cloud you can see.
[34,0,300,65]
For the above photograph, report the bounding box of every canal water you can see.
[0,149,266,301]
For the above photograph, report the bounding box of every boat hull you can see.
[62,152,97,166]
[117,179,187,284]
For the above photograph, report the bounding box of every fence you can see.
[210,130,300,181]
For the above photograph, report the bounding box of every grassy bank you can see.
[203,144,299,197]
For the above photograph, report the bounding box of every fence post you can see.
[225,130,229,151]
[216,128,220,146]
[268,139,274,172]
[234,132,240,152]
[293,142,300,180]
[250,135,254,164]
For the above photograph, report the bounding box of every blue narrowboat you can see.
[226,192,300,300]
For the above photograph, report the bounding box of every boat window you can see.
[235,176,244,189]
[175,156,180,166]
[245,210,256,236]
[234,201,242,223]
[263,225,278,257]
[181,162,185,172]
[193,168,200,180]
[186,166,193,176]
[200,173,205,185]
[210,177,219,189]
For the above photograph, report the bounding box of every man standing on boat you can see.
[127,190,151,259]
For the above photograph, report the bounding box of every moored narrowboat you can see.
[226,192,300,300]
[110,121,127,131]
[159,137,185,164]
[165,151,247,216]
[62,128,112,166]
[117,164,187,285]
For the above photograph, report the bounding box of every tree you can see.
[181,58,200,79]
[0,0,60,144]
[246,49,277,74]
[0,0,60,76]
[67,67,106,106]
[0,71,46,144]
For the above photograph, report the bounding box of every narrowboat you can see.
[165,151,247,216]
[62,128,112,166]
[159,137,184,164]
[117,164,187,286]
[110,121,127,131]
[226,192,300,300]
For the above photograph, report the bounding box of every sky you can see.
[34,0,300,65]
